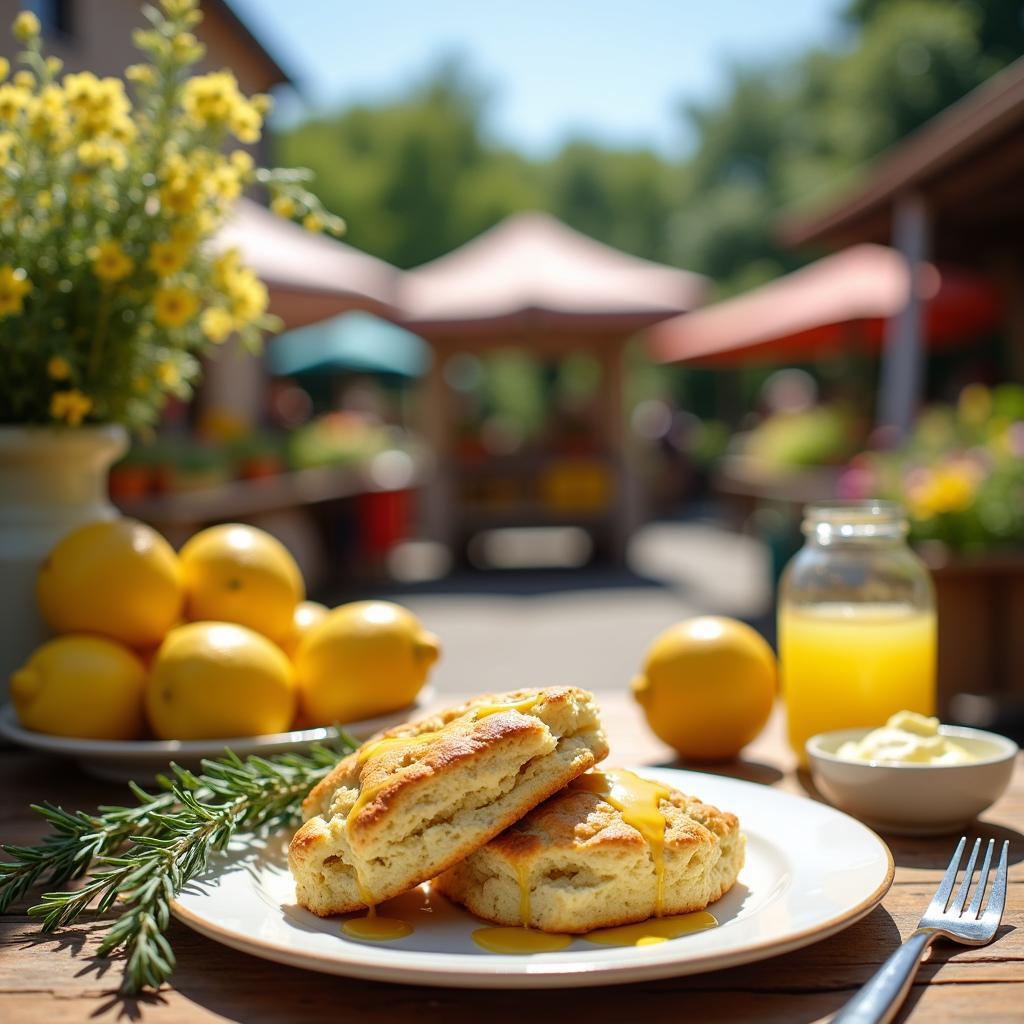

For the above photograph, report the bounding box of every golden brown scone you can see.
[289,687,608,915]
[433,768,744,933]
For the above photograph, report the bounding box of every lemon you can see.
[10,635,146,740]
[278,600,329,659]
[145,621,296,740]
[294,601,440,725]
[632,616,776,762]
[37,519,183,647]
[179,524,304,644]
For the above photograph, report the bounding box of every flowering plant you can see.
[0,2,343,430]
[838,384,1024,552]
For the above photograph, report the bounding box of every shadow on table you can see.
[152,903,903,1024]
[651,754,784,787]
[793,768,1024,869]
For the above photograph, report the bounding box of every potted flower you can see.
[837,384,1024,712]
[0,1,344,683]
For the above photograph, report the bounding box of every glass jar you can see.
[778,501,936,762]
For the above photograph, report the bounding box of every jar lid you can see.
[802,500,908,540]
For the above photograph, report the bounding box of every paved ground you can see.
[348,521,773,698]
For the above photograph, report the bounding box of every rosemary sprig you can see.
[1,740,353,995]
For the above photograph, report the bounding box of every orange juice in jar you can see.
[778,503,936,762]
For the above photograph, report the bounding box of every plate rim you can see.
[0,686,435,760]
[169,767,896,989]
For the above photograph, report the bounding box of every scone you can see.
[433,768,744,933]
[289,687,608,915]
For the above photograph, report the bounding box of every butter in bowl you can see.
[806,711,1018,835]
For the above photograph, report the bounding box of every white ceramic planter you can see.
[0,424,127,697]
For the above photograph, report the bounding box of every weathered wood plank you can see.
[1,696,1020,1023]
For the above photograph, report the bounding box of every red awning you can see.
[649,244,1000,367]
[401,211,707,337]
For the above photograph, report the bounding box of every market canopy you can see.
[649,244,1000,367]
[215,199,401,327]
[400,211,707,339]
[268,311,431,380]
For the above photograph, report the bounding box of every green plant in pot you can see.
[0,1,343,686]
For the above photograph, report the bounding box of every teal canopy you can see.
[268,311,431,380]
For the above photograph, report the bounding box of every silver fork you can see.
[832,836,1009,1024]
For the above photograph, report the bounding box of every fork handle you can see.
[831,928,936,1024]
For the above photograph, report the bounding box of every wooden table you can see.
[2,697,1021,1023]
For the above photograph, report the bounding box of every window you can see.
[26,0,74,40]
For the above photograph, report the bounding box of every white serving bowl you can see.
[806,725,1018,836]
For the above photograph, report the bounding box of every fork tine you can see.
[966,839,995,918]
[926,836,966,915]
[950,838,982,914]
[980,840,1009,927]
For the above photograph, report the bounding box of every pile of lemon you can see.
[10,519,440,741]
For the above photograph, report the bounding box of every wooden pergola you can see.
[399,211,707,558]
[779,56,1024,435]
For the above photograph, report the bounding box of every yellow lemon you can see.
[278,600,329,659]
[294,601,440,726]
[37,519,183,647]
[10,635,146,740]
[179,524,304,644]
[145,621,296,740]
[632,616,776,762]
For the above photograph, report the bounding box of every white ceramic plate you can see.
[0,686,434,783]
[171,767,894,988]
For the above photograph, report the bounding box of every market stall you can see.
[401,211,707,560]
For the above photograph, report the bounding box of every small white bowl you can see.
[806,725,1018,835]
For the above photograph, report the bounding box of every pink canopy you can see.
[215,199,401,324]
[401,212,707,337]
[649,244,1000,367]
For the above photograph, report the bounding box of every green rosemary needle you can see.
[0,739,353,995]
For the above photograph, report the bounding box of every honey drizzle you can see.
[570,769,674,916]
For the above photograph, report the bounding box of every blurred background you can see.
[7,0,1022,730]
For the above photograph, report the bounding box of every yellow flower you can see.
[125,64,156,86]
[302,212,324,233]
[147,239,189,277]
[77,139,127,171]
[47,355,72,380]
[182,70,244,127]
[154,287,198,327]
[0,264,31,318]
[45,56,63,75]
[229,149,253,174]
[270,195,296,218]
[0,84,29,122]
[50,390,93,426]
[90,241,135,283]
[36,189,52,209]
[200,306,234,343]
[207,162,242,201]
[13,70,34,90]
[0,58,9,83]
[156,361,181,387]
[13,11,41,42]
[63,71,132,137]
[229,101,261,144]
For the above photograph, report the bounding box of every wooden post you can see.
[419,343,454,550]
[878,192,931,438]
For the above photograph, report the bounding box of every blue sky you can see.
[231,0,849,156]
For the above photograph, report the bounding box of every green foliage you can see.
[0,740,354,994]
[279,1,1020,299]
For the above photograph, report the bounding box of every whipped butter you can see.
[837,710,976,765]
